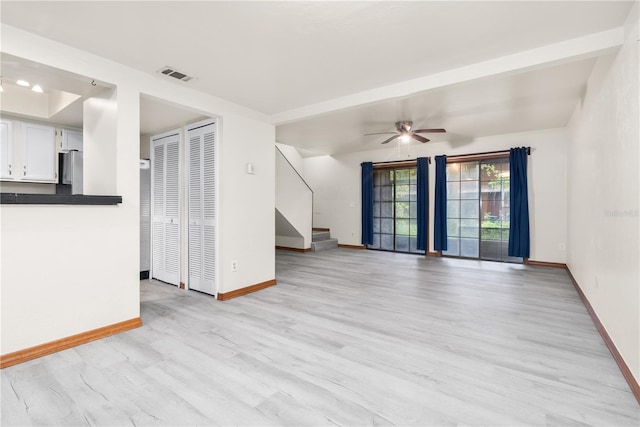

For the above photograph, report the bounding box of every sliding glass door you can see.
[367,167,425,255]
[443,158,522,263]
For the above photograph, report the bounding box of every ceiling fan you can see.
[365,121,446,144]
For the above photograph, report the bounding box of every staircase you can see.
[311,229,338,252]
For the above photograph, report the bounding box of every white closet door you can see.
[188,121,217,296]
[164,139,180,284]
[202,128,217,288]
[140,160,151,273]
[151,131,180,286]
[188,133,203,290]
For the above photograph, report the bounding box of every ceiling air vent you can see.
[157,66,194,82]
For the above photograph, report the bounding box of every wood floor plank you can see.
[1,249,639,426]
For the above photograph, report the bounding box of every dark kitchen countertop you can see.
[1,193,122,205]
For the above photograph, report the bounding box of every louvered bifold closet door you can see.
[140,161,151,272]
[202,128,216,289]
[188,122,217,296]
[164,138,180,285]
[188,134,203,290]
[151,132,180,286]
[152,143,165,280]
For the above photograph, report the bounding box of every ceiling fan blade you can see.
[364,132,397,136]
[413,128,446,133]
[410,133,430,143]
[381,135,399,144]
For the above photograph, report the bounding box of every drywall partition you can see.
[0,25,275,356]
[275,142,305,174]
[276,147,312,249]
[275,209,304,248]
[566,4,639,383]
[84,87,117,195]
[218,114,275,291]
[303,127,568,263]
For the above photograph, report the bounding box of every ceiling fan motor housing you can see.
[396,121,413,132]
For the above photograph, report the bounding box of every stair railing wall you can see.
[275,146,313,249]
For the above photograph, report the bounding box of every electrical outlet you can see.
[559,243,565,251]
[595,275,599,289]
[232,260,238,272]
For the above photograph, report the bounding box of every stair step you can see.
[312,231,331,242]
[311,238,338,252]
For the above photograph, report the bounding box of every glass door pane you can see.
[444,158,522,264]
[369,166,424,255]
[443,161,480,258]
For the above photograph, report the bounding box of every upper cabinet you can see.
[60,128,83,152]
[0,120,13,179]
[1,119,59,184]
[22,122,57,182]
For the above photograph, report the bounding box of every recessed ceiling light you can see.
[16,80,30,87]
[31,85,43,93]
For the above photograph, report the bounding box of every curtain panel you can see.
[361,162,374,246]
[416,157,429,251]
[433,155,448,251]
[508,147,530,258]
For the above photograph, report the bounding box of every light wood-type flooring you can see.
[2,249,639,425]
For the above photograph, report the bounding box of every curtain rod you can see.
[445,147,530,161]
[371,157,432,166]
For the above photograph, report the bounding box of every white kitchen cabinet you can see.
[60,128,83,152]
[0,120,13,179]
[22,122,56,182]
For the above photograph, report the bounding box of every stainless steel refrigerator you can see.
[61,150,83,194]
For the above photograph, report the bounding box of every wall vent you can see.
[157,66,194,82]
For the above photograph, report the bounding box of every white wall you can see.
[276,142,304,174]
[140,134,150,159]
[84,87,117,195]
[0,25,275,354]
[275,148,312,249]
[566,4,639,383]
[303,127,568,263]
[219,115,275,291]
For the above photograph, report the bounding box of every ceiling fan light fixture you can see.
[366,120,446,145]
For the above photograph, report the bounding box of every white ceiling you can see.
[0,1,633,155]
[140,96,207,136]
[276,57,599,156]
[0,53,206,134]
[0,53,110,128]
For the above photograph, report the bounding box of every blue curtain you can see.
[361,162,374,246]
[433,155,447,251]
[416,157,429,251]
[508,147,530,258]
